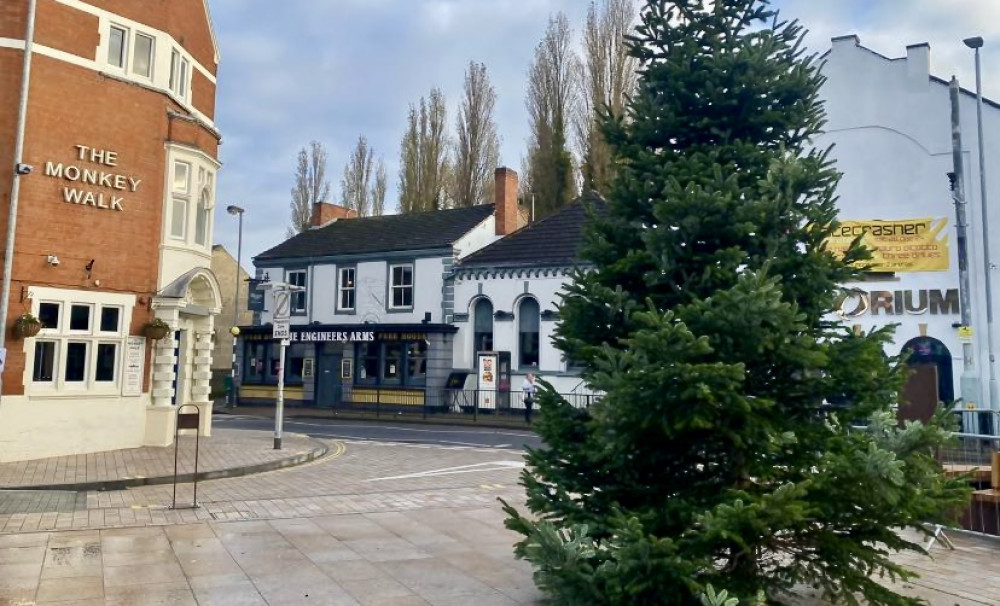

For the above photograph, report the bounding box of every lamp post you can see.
[226,204,244,409]
[963,37,998,420]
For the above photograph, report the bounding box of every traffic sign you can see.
[272,289,291,340]
[273,290,290,321]
[272,320,290,340]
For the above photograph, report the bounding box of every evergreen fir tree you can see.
[503,1,969,604]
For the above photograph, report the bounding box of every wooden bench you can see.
[970,452,1000,504]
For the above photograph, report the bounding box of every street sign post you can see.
[271,288,293,449]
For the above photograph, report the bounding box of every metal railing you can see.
[937,408,1000,536]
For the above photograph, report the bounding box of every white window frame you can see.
[27,291,131,394]
[287,270,307,314]
[107,24,128,69]
[338,267,356,312]
[388,263,414,310]
[169,48,190,100]
[131,31,155,79]
[170,160,191,240]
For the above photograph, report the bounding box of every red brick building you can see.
[0,0,223,461]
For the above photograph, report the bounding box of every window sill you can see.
[28,390,124,401]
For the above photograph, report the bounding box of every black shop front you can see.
[234,323,458,410]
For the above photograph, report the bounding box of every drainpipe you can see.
[0,0,39,400]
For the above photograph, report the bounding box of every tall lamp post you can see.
[226,205,245,409]
[963,36,998,420]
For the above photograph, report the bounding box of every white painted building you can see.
[450,36,1000,416]
[820,36,1000,416]
[240,180,527,410]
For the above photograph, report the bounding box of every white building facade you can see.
[820,36,1000,416]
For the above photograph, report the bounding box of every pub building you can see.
[235,170,528,408]
[0,0,224,462]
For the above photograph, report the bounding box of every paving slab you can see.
[0,429,328,491]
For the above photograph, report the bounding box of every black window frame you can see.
[354,340,428,387]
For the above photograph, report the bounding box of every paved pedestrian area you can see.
[0,433,998,605]
[0,507,539,606]
[0,430,326,491]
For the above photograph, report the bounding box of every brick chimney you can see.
[494,167,519,236]
[312,201,357,228]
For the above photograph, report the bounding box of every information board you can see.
[122,336,146,396]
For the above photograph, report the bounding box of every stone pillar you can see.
[145,310,180,446]
[189,318,216,436]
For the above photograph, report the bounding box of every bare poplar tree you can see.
[399,88,451,213]
[452,62,501,207]
[576,0,638,195]
[337,136,388,218]
[525,13,579,219]
[288,141,331,237]
[372,160,387,217]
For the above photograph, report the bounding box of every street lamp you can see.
[226,204,245,409]
[963,36,998,418]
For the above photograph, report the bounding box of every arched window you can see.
[518,297,540,368]
[473,299,494,360]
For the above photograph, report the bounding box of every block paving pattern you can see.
[0,435,997,604]
[0,430,322,489]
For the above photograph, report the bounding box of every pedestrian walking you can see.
[522,373,537,423]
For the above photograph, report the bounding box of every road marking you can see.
[366,461,524,482]
[217,417,535,438]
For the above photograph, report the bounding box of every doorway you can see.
[315,345,343,409]
[899,336,953,423]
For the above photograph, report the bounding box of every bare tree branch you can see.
[525,12,580,219]
[399,88,451,213]
[288,140,331,237]
[453,61,501,207]
[576,0,639,195]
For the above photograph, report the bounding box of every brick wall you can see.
[0,1,219,395]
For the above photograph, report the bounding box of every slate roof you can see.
[255,204,495,262]
[458,193,606,268]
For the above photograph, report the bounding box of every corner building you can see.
[0,0,223,462]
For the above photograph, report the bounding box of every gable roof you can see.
[458,193,606,269]
[255,204,495,263]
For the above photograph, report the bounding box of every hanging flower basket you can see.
[13,313,41,338]
[144,319,171,340]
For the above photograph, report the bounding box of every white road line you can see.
[366,461,525,482]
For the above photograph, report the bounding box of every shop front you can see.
[235,324,457,410]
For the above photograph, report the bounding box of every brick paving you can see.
[0,433,998,604]
[0,429,325,490]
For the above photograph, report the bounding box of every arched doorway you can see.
[899,336,953,423]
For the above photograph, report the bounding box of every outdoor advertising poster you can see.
[477,352,498,409]
[824,217,949,272]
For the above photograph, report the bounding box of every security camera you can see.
[15,163,33,176]
[45,255,59,267]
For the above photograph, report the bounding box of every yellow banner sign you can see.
[826,218,949,272]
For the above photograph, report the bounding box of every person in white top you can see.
[522,372,538,423]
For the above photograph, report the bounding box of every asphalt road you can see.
[214,414,543,451]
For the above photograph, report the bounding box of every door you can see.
[899,363,939,424]
[316,351,343,408]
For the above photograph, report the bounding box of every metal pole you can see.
[951,77,982,410]
[0,0,38,397]
[972,46,999,414]
[229,211,243,408]
[274,336,286,449]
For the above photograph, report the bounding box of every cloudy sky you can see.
[208,0,1000,266]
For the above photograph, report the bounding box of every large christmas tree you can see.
[503,1,969,604]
